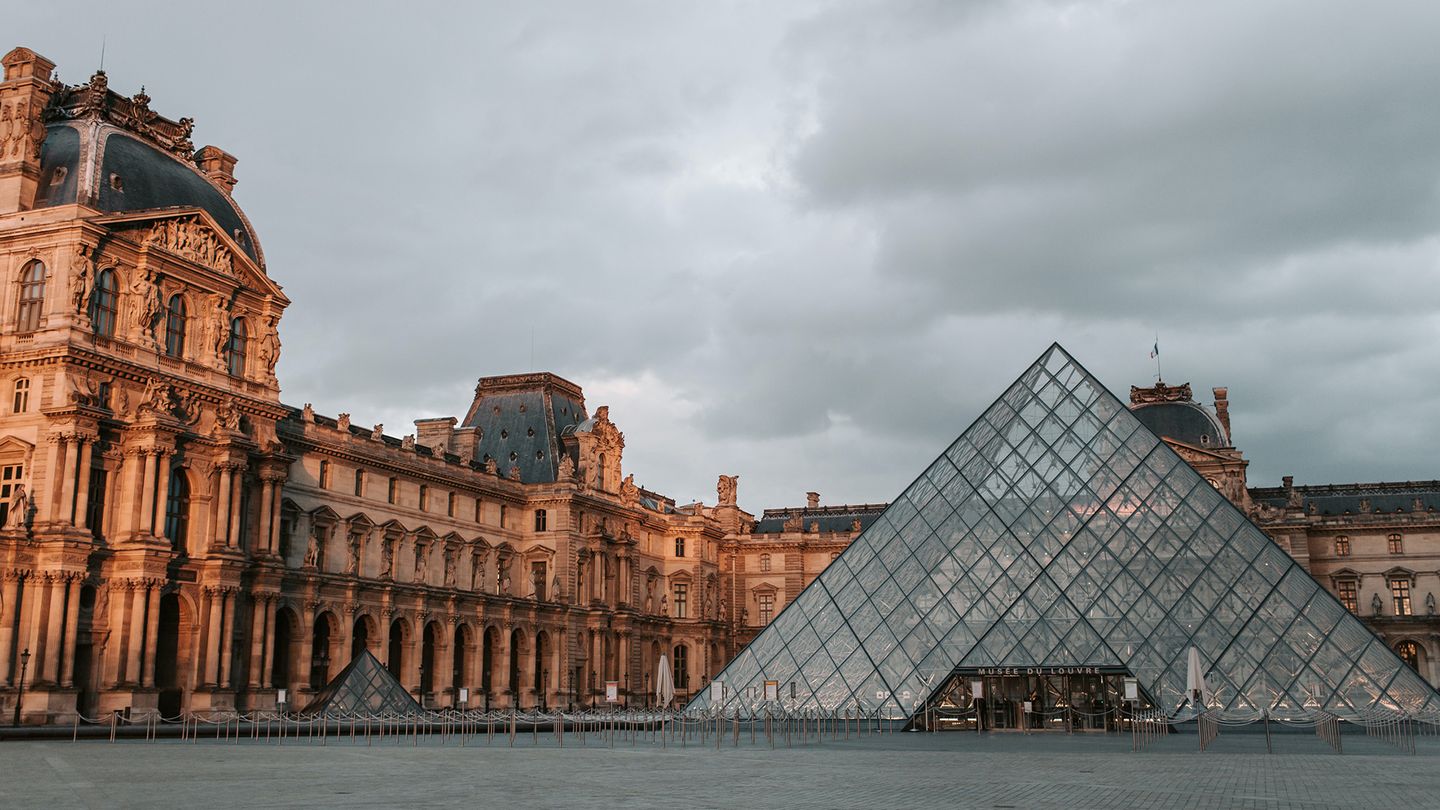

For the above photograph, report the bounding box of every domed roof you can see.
[34,121,262,264]
[1132,400,1230,449]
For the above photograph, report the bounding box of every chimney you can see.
[0,47,58,213]
[1212,387,1231,443]
[806,491,820,509]
[414,417,457,455]
[194,145,238,194]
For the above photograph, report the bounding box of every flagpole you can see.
[1154,335,1161,382]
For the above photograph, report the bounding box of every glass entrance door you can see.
[926,670,1142,731]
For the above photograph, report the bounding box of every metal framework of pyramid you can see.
[301,649,423,716]
[693,345,1440,720]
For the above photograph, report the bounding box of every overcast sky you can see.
[17,1,1440,510]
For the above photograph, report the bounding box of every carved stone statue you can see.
[508,465,521,481]
[414,544,428,582]
[718,597,727,622]
[557,453,575,480]
[371,423,383,440]
[345,532,361,575]
[551,574,561,602]
[379,537,394,579]
[851,517,863,532]
[1372,593,1385,616]
[500,572,511,596]
[70,243,94,315]
[716,474,738,506]
[303,529,321,569]
[443,547,457,587]
[1428,593,1436,616]
[128,268,161,342]
[205,293,230,363]
[659,593,669,616]
[620,473,639,506]
[783,511,803,532]
[5,483,28,530]
[470,552,485,591]
[258,314,281,378]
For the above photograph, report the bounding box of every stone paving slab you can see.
[3,729,1439,809]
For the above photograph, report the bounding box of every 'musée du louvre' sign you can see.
[964,666,1128,677]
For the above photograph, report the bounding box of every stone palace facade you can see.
[0,47,751,723]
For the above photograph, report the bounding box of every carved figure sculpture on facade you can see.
[128,267,161,344]
[303,530,321,569]
[620,473,639,506]
[257,314,281,379]
[5,483,28,530]
[70,242,94,317]
[443,547,457,587]
[379,536,394,579]
[207,293,230,365]
[414,544,428,582]
[345,532,361,575]
[717,474,738,506]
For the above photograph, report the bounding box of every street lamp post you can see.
[542,668,549,710]
[12,648,31,726]
[624,673,629,708]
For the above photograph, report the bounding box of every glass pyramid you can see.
[693,344,1440,720]
[302,649,423,716]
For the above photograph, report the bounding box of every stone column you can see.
[435,625,454,705]
[227,471,244,548]
[58,437,78,526]
[62,577,82,685]
[214,466,234,548]
[257,478,275,555]
[74,439,94,529]
[618,631,631,701]
[590,629,602,693]
[219,590,235,687]
[42,575,66,683]
[496,626,512,707]
[141,582,160,687]
[101,583,125,686]
[151,452,172,539]
[261,600,277,689]
[296,612,314,690]
[0,573,18,685]
[247,596,267,688]
[125,582,146,684]
[44,434,63,522]
[137,452,157,538]
[268,476,284,554]
[204,588,223,686]
[335,613,354,672]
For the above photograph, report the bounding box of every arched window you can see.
[226,317,247,376]
[16,260,46,333]
[89,269,118,337]
[11,378,29,413]
[1334,536,1350,557]
[674,537,686,558]
[164,294,186,357]
[1396,641,1422,672]
[164,466,191,553]
[759,553,771,572]
[671,644,689,691]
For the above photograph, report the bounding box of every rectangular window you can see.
[447,492,456,517]
[387,477,397,504]
[1334,536,1350,557]
[1337,580,1358,613]
[318,460,331,490]
[500,504,507,528]
[1388,533,1404,554]
[12,378,29,413]
[0,463,24,526]
[474,498,483,523]
[673,583,688,619]
[354,469,365,497]
[1392,578,1412,616]
[758,592,775,624]
[675,537,685,558]
[86,467,107,541]
[419,484,429,511]
[534,509,547,532]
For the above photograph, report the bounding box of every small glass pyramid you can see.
[692,344,1439,720]
[302,649,423,716]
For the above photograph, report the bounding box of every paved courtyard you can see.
[4,728,1440,809]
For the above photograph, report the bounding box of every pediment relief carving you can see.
[144,216,234,276]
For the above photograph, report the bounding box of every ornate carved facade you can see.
[0,48,734,723]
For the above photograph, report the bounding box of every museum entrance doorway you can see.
[924,667,1146,732]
